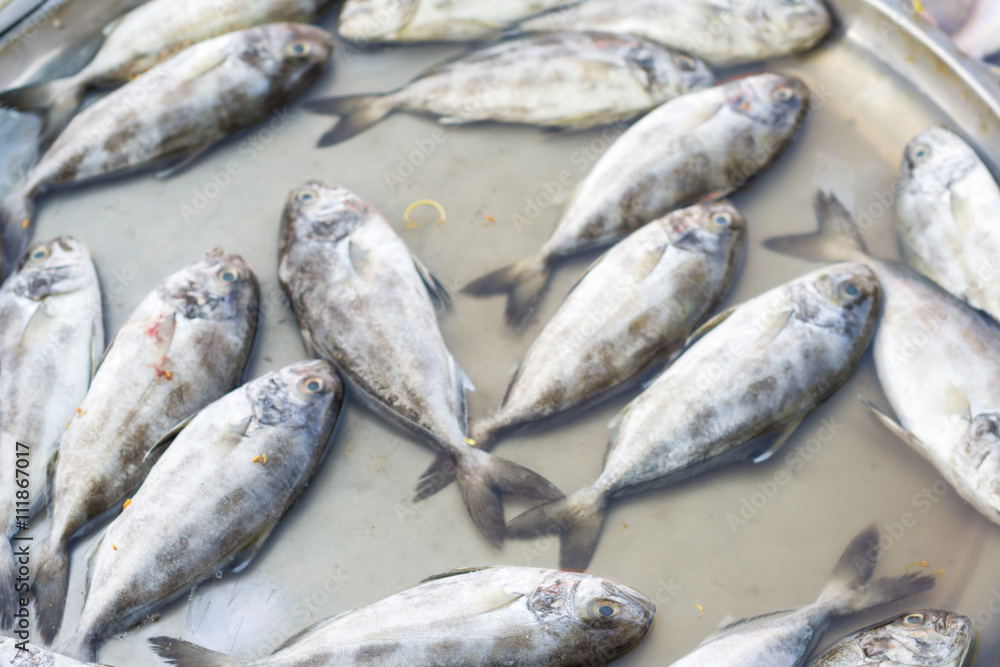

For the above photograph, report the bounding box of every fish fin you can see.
[541,110,630,132]
[58,630,99,662]
[148,637,239,666]
[229,525,275,574]
[90,312,103,379]
[0,539,14,630]
[1,191,35,277]
[156,143,216,179]
[413,452,459,501]
[412,254,453,309]
[420,566,495,583]
[141,412,200,463]
[763,190,868,262]
[463,253,553,329]
[0,76,86,146]
[752,415,805,463]
[306,93,396,147]
[506,487,608,570]
[817,524,936,617]
[453,447,563,548]
[33,537,70,644]
[684,306,737,348]
[860,398,924,449]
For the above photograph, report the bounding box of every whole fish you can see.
[33,248,259,645]
[508,262,881,569]
[895,126,1000,320]
[418,201,747,499]
[150,565,656,666]
[0,23,333,272]
[61,360,344,662]
[278,181,562,548]
[665,526,936,666]
[465,72,809,328]
[0,237,102,631]
[0,638,106,666]
[520,0,832,67]
[0,0,339,144]
[765,192,1000,531]
[808,609,973,666]
[306,31,714,146]
[337,0,566,43]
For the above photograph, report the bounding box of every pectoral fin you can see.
[685,306,737,348]
[142,412,199,463]
[412,254,453,308]
[860,397,923,449]
[753,416,805,463]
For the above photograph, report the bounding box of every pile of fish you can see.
[0,0,996,665]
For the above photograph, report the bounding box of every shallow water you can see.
[4,7,1000,666]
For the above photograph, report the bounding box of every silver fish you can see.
[33,248,259,645]
[765,192,1000,533]
[306,31,713,146]
[895,126,1000,320]
[0,0,338,144]
[465,72,809,328]
[278,181,562,548]
[418,201,747,499]
[0,237,102,630]
[520,0,832,67]
[666,526,935,667]
[61,360,344,662]
[0,23,333,271]
[150,565,655,666]
[508,262,881,569]
[0,638,106,666]
[808,609,973,666]
[337,0,566,43]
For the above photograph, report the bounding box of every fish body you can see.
[508,262,880,569]
[666,527,935,667]
[0,0,338,143]
[61,361,344,662]
[278,181,562,548]
[0,23,333,271]
[765,192,1000,531]
[808,609,973,666]
[418,201,747,498]
[337,0,566,42]
[32,248,259,645]
[464,72,809,328]
[0,237,102,629]
[520,0,832,67]
[0,638,107,666]
[895,126,1000,320]
[307,32,713,145]
[150,565,655,666]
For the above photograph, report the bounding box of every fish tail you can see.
[413,419,500,501]
[0,538,15,630]
[453,447,563,549]
[57,630,99,663]
[1,190,36,277]
[305,93,396,146]
[32,537,70,645]
[506,486,608,571]
[763,190,868,263]
[0,76,85,146]
[149,636,240,666]
[463,253,553,329]
[816,524,936,618]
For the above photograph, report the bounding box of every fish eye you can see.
[590,599,620,619]
[297,189,318,203]
[218,268,241,283]
[772,87,795,102]
[674,54,696,71]
[288,41,312,57]
[903,612,925,625]
[910,143,932,163]
[29,246,50,261]
[712,211,733,226]
[840,281,860,299]
[734,95,751,111]
[299,376,326,394]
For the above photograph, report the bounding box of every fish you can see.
[665,526,936,666]
[895,126,1000,320]
[519,0,832,67]
[149,565,656,666]
[60,360,344,662]
[0,0,45,36]
[278,181,562,548]
[0,237,102,631]
[0,22,333,272]
[807,608,973,666]
[765,192,1000,532]
[336,0,567,43]
[305,31,714,146]
[32,248,259,645]
[507,262,881,569]
[0,638,107,666]
[417,200,747,500]
[465,72,809,328]
[0,0,338,144]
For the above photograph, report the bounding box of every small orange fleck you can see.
[905,560,930,574]
[933,568,945,576]
[76,407,82,414]
[696,604,704,618]
[21,219,28,228]
[112,544,117,550]
[123,499,131,510]
[252,454,267,465]
[486,215,495,223]
[621,522,628,531]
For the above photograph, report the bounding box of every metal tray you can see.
[7,0,1000,663]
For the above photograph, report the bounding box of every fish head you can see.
[726,73,809,137]
[791,262,881,334]
[757,0,832,54]
[872,609,974,665]
[338,0,417,42]
[900,126,979,193]
[954,412,1000,521]
[280,181,372,256]
[246,359,344,430]
[619,37,713,98]
[660,200,747,261]
[12,236,97,300]
[160,248,260,324]
[262,23,335,95]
